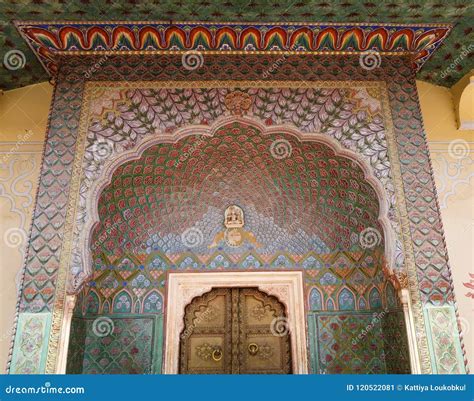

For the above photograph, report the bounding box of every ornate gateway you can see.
[6,20,467,376]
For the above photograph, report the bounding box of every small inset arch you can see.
[112,290,132,313]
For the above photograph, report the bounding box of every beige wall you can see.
[417,80,474,370]
[0,82,51,371]
[0,78,472,372]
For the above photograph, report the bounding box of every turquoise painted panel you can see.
[368,287,382,309]
[68,314,163,374]
[423,305,466,374]
[381,310,411,374]
[153,314,164,374]
[307,311,387,374]
[307,314,319,374]
[10,312,51,374]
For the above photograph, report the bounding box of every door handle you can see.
[248,343,259,356]
[212,346,223,362]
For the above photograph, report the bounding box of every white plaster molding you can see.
[56,295,76,374]
[459,121,474,130]
[400,288,421,374]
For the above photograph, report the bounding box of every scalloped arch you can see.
[73,115,397,292]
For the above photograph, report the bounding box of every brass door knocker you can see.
[212,347,223,362]
[248,343,259,356]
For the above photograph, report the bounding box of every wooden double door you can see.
[179,287,292,374]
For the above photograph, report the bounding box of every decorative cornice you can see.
[14,21,452,77]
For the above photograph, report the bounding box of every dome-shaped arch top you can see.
[69,115,399,295]
[89,120,387,272]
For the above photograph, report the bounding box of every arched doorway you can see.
[179,287,291,374]
[66,118,410,374]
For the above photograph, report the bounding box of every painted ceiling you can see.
[1,0,473,90]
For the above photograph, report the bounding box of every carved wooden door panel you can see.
[238,288,291,374]
[179,288,232,374]
[179,287,292,374]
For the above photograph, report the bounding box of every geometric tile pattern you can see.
[308,312,386,374]
[65,318,86,374]
[67,315,163,374]
[387,71,457,307]
[63,81,410,295]
[72,115,392,377]
[17,73,82,313]
[79,248,388,317]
